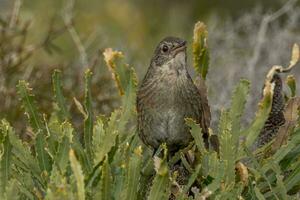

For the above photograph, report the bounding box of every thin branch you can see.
[84,28,100,49]
[9,0,22,28]
[269,0,298,21]
[247,0,298,77]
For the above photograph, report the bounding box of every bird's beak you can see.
[172,41,187,56]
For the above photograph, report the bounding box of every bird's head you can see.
[151,36,187,67]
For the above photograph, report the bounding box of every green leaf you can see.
[180,152,193,173]
[284,159,300,192]
[35,131,52,173]
[84,69,94,166]
[103,49,137,98]
[69,149,85,200]
[96,156,112,200]
[103,49,137,136]
[3,179,19,200]
[218,110,235,189]
[112,133,139,200]
[207,152,221,177]
[17,80,44,132]
[44,116,60,159]
[183,164,201,194]
[262,161,289,199]
[93,117,117,164]
[0,120,12,197]
[264,129,300,170]
[45,166,74,200]
[254,186,266,200]
[72,142,92,175]
[14,171,36,199]
[245,148,281,199]
[186,118,213,179]
[286,75,296,97]
[185,118,206,153]
[229,79,250,151]
[52,69,70,121]
[206,160,225,193]
[118,68,137,135]
[275,174,288,199]
[54,122,73,172]
[193,21,209,80]
[103,49,126,95]
[244,83,273,148]
[6,122,44,187]
[124,146,143,200]
[147,147,170,200]
[17,80,52,174]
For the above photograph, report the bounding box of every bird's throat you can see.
[158,51,187,77]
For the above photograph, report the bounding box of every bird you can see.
[137,36,211,156]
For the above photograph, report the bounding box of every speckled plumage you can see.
[137,36,210,154]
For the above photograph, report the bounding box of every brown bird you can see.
[137,36,211,155]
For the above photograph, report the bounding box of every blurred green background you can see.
[1,0,296,71]
[0,0,296,67]
[1,0,299,132]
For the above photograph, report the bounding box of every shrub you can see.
[1,17,300,199]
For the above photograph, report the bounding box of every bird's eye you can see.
[162,45,169,53]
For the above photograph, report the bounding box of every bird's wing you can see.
[194,76,211,133]
[194,76,220,152]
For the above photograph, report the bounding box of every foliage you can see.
[0,1,119,132]
[193,21,210,80]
